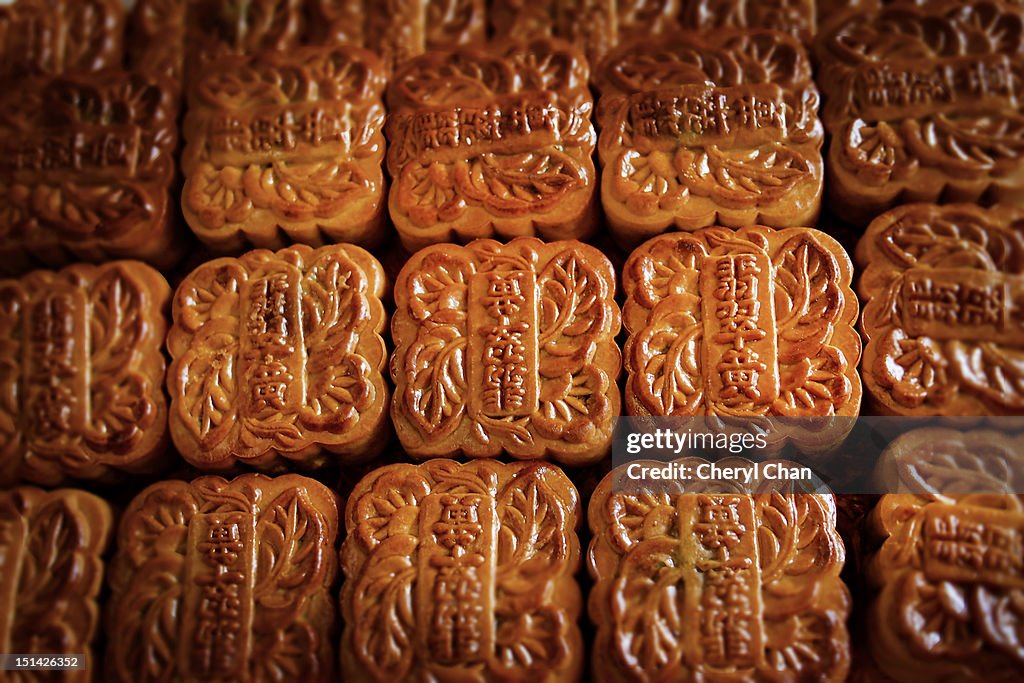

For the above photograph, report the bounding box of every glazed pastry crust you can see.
[391,237,621,464]
[856,203,1024,416]
[340,459,583,683]
[0,261,171,485]
[168,244,389,470]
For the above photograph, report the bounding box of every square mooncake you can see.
[341,459,583,682]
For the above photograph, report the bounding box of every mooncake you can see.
[588,459,851,681]
[0,261,170,485]
[595,29,824,245]
[106,473,339,682]
[866,493,1024,682]
[386,38,598,250]
[622,226,861,450]
[167,243,388,471]
[391,237,620,464]
[0,487,111,683]
[857,203,1024,416]
[182,45,387,251]
[0,68,180,273]
[340,459,583,682]
[816,0,1024,222]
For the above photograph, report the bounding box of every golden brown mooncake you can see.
[595,30,824,246]
[622,226,861,449]
[816,0,1024,223]
[182,45,387,251]
[340,459,583,682]
[386,38,598,250]
[588,461,851,682]
[866,493,1024,682]
[106,473,339,683]
[0,487,111,682]
[857,203,1024,416]
[0,261,170,486]
[0,68,181,273]
[167,243,388,471]
[0,0,123,80]
[488,0,616,68]
[391,237,621,464]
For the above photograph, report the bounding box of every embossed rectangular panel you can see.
[341,460,582,682]
[167,243,388,471]
[467,270,540,418]
[0,0,124,79]
[595,30,823,245]
[588,462,850,682]
[856,203,1024,416]
[623,84,789,146]
[699,253,780,410]
[0,124,142,177]
[182,46,388,250]
[0,487,112,683]
[816,0,1024,223]
[622,226,860,451]
[415,493,497,665]
[901,268,1021,345]
[391,237,620,464]
[868,493,1024,682]
[0,262,170,485]
[182,512,257,678]
[923,504,1024,589]
[678,494,764,669]
[0,68,181,273]
[385,39,597,250]
[106,474,339,683]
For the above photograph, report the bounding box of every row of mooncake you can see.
[4,459,1019,682]
[2,201,1020,485]
[2,0,1021,268]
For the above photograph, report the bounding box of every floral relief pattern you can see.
[182,45,387,248]
[0,262,169,485]
[385,39,597,246]
[588,466,850,682]
[167,244,388,470]
[0,69,178,269]
[0,488,111,683]
[857,203,1024,415]
[623,227,861,449]
[595,30,824,239]
[341,460,581,683]
[867,493,1024,682]
[818,0,1024,216]
[107,475,338,683]
[392,237,620,464]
